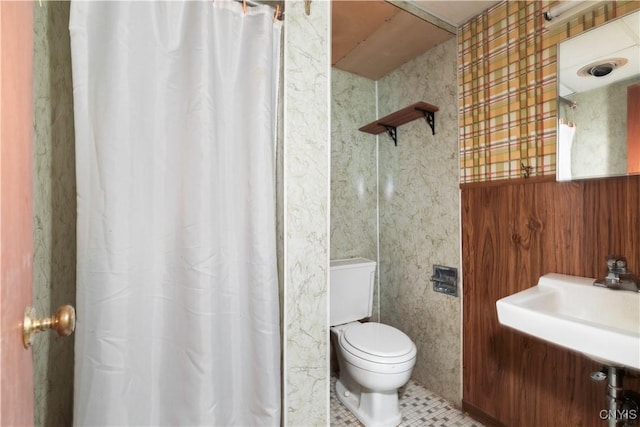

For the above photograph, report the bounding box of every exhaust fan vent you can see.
[577,58,628,78]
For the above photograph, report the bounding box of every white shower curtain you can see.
[70,1,281,425]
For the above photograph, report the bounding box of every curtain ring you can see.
[305,0,311,15]
[274,4,280,22]
[242,0,247,14]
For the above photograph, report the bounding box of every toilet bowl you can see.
[330,258,417,427]
[331,322,416,427]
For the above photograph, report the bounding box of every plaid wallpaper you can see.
[458,0,640,183]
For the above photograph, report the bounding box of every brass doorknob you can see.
[23,305,76,348]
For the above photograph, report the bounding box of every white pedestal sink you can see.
[496,273,640,371]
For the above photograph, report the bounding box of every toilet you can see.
[330,258,417,427]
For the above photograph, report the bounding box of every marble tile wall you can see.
[377,38,462,405]
[32,1,76,426]
[282,1,331,425]
[330,68,378,318]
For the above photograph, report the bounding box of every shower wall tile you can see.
[377,38,462,405]
[330,68,379,318]
[283,1,330,425]
[330,69,376,261]
[32,2,76,426]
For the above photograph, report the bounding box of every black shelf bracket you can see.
[382,125,398,146]
[418,108,435,135]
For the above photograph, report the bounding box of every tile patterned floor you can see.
[330,376,485,427]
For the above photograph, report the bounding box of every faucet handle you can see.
[597,256,639,292]
[606,256,628,273]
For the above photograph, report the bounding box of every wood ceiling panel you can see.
[333,9,454,80]
[411,0,499,26]
[331,0,400,65]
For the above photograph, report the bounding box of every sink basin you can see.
[496,273,640,370]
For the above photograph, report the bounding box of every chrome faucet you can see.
[593,257,640,292]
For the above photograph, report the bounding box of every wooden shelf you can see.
[359,101,439,145]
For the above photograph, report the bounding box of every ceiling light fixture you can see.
[543,0,604,30]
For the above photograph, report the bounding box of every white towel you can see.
[557,122,576,181]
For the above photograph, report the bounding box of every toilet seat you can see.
[340,322,416,364]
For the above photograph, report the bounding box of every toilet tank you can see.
[330,258,376,326]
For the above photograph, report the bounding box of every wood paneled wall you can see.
[629,84,640,174]
[461,175,640,427]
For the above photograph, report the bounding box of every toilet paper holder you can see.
[431,265,458,297]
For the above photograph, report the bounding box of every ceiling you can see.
[332,0,499,80]
[558,9,640,96]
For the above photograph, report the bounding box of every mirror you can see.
[556,10,640,181]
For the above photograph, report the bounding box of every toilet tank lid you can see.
[330,258,376,269]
